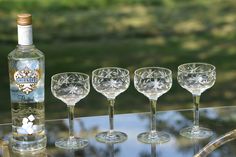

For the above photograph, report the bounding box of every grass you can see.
[0,0,236,123]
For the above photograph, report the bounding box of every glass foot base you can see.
[180,126,213,139]
[137,131,170,144]
[95,131,127,144]
[55,137,88,149]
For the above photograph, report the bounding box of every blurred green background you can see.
[0,0,236,123]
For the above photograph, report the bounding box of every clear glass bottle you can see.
[8,14,46,152]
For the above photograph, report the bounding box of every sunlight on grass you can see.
[217,71,236,83]
[224,13,236,23]
[182,39,208,51]
[174,20,205,34]
[146,37,166,46]
[211,24,235,38]
[105,5,153,33]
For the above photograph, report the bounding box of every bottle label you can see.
[10,60,44,103]
[14,67,39,94]
[17,25,33,45]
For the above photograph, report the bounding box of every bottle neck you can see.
[17,25,33,45]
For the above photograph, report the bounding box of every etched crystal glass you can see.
[177,63,216,139]
[134,67,172,144]
[51,72,90,149]
[92,67,130,143]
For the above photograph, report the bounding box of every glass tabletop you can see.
[1,106,236,157]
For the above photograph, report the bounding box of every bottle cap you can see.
[17,13,32,26]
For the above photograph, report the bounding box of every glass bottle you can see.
[8,14,46,152]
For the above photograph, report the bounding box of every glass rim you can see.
[178,62,216,73]
[92,67,130,78]
[134,67,172,77]
[51,72,90,82]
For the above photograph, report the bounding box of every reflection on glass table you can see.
[1,106,236,157]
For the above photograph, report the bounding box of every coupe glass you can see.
[92,67,130,143]
[51,72,90,149]
[177,63,216,139]
[134,67,172,144]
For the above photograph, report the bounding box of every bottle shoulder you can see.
[8,45,44,60]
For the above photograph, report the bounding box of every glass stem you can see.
[67,105,75,140]
[150,99,157,133]
[108,99,115,135]
[193,95,200,129]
